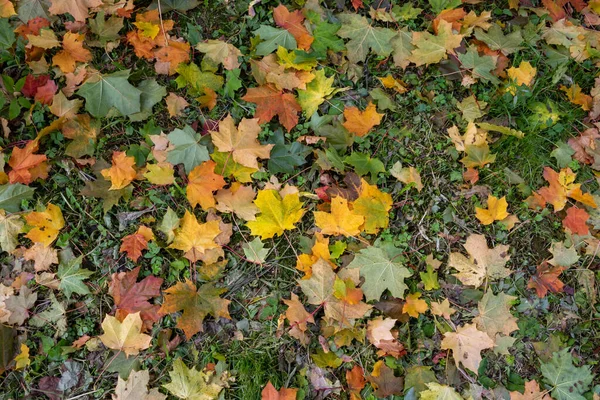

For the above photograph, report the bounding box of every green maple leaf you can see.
[409,21,464,67]
[461,144,496,168]
[0,183,35,213]
[306,11,344,57]
[337,13,396,63]
[77,70,142,118]
[390,28,414,69]
[267,130,309,174]
[541,348,594,400]
[57,251,93,299]
[458,48,499,84]
[420,265,440,291]
[254,25,296,56]
[175,62,223,96]
[347,246,412,302]
[298,259,336,305]
[474,25,523,55]
[551,142,575,168]
[0,211,24,253]
[344,153,385,181]
[166,125,210,173]
[0,19,15,50]
[128,79,166,122]
[242,237,270,264]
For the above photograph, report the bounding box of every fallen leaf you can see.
[402,292,428,318]
[196,39,243,70]
[98,312,152,357]
[8,140,48,185]
[163,358,229,400]
[241,84,301,132]
[186,160,226,210]
[273,4,313,51]
[314,196,364,237]
[247,189,304,239]
[475,195,509,225]
[215,183,259,221]
[25,203,64,247]
[165,93,189,117]
[169,211,221,263]
[562,206,589,235]
[528,262,565,298]
[342,102,384,137]
[112,369,166,400]
[441,323,494,374]
[367,360,403,398]
[261,381,298,400]
[101,151,137,190]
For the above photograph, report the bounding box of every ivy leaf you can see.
[159,279,230,338]
[77,70,142,118]
[166,125,210,173]
[541,348,594,400]
[56,250,93,298]
[347,245,412,301]
[266,129,309,174]
[337,13,396,63]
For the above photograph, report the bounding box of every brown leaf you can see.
[241,85,301,132]
[528,262,565,298]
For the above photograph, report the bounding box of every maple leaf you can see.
[143,163,175,186]
[247,189,304,239]
[4,286,37,325]
[98,312,152,357]
[159,279,230,338]
[48,0,102,22]
[347,245,412,302]
[562,206,590,235]
[165,93,189,117]
[154,40,191,76]
[112,369,166,400]
[431,299,456,320]
[196,39,242,70]
[0,0,16,17]
[475,195,509,225]
[283,293,314,345]
[101,151,137,190]
[0,210,24,253]
[109,266,163,332]
[506,61,536,94]
[169,211,221,263]
[261,381,298,400]
[52,32,92,73]
[295,233,333,278]
[448,234,511,287]
[473,290,518,338]
[273,5,313,51]
[210,115,273,169]
[298,258,335,305]
[420,383,463,400]
[441,323,494,374]
[342,102,384,137]
[62,114,99,158]
[541,348,594,400]
[366,317,405,358]
[509,380,551,400]
[186,160,226,210]
[346,365,366,400]
[367,360,403,398]
[241,84,301,132]
[528,261,565,298]
[390,163,423,192]
[314,196,364,237]
[337,13,396,64]
[34,80,58,105]
[352,180,393,234]
[537,167,596,211]
[24,242,58,271]
[215,183,259,221]
[8,140,48,185]
[119,226,154,262]
[25,203,64,247]
[403,292,428,318]
[49,91,82,119]
[163,358,229,400]
[561,84,593,111]
[409,20,464,66]
[297,69,336,117]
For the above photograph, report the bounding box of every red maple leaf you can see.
[108,266,163,331]
[562,206,590,235]
[528,262,565,298]
[241,84,301,132]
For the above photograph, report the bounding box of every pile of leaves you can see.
[2,0,600,398]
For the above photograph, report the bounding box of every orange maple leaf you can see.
[52,32,92,73]
[101,151,137,190]
[154,40,191,75]
[273,4,314,51]
[528,262,565,298]
[8,140,48,184]
[186,160,226,210]
[342,102,384,137]
[537,167,596,211]
[48,0,103,22]
[120,225,155,262]
[261,381,298,400]
[241,84,301,132]
[562,206,590,235]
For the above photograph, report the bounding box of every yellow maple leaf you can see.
[342,102,384,137]
[186,160,226,210]
[98,312,152,357]
[475,195,509,225]
[506,61,536,94]
[133,21,160,39]
[314,196,364,237]
[210,115,274,169]
[247,189,304,239]
[101,151,137,190]
[560,84,593,111]
[352,180,393,234]
[25,203,65,247]
[402,292,428,318]
[143,162,175,185]
[378,75,407,94]
[14,344,30,370]
[170,211,221,262]
[0,0,16,17]
[295,233,333,278]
